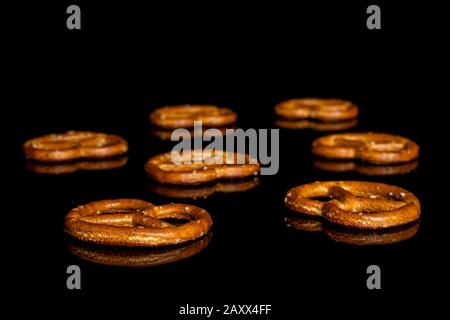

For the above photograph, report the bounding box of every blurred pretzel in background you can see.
[145,150,260,185]
[23,131,128,162]
[276,118,358,131]
[285,181,420,229]
[64,199,212,247]
[150,105,237,129]
[275,98,359,122]
[312,132,419,164]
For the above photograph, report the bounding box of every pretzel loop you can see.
[285,181,420,229]
[64,199,212,247]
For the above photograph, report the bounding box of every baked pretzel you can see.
[150,105,237,129]
[313,159,418,176]
[23,131,128,162]
[285,216,419,245]
[312,132,419,164]
[275,98,358,122]
[276,118,358,131]
[285,181,420,229]
[64,199,212,247]
[26,156,128,175]
[145,150,260,185]
[66,233,211,267]
[147,177,260,199]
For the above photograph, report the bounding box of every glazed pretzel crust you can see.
[312,132,419,164]
[145,150,260,185]
[150,105,237,129]
[67,233,211,267]
[23,131,128,162]
[285,216,419,245]
[64,199,212,247]
[275,98,358,122]
[285,181,420,229]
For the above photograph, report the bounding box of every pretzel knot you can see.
[285,181,420,229]
[150,105,237,129]
[145,150,260,185]
[312,132,419,164]
[64,199,212,247]
[23,131,128,162]
[275,98,359,122]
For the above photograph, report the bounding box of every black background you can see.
[8,1,448,318]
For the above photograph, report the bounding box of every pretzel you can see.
[285,181,420,229]
[313,159,418,176]
[66,233,211,267]
[26,156,128,175]
[147,177,260,199]
[275,98,358,122]
[23,131,128,162]
[150,105,237,129]
[312,132,419,164]
[285,216,419,245]
[145,150,260,185]
[150,126,235,141]
[64,199,212,247]
[276,118,358,131]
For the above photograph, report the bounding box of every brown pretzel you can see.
[64,199,212,247]
[275,98,358,122]
[285,181,420,229]
[312,132,419,164]
[145,150,260,185]
[147,177,260,199]
[150,105,237,129]
[313,159,418,176]
[23,131,128,162]
[66,233,211,267]
[276,118,358,131]
[26,156,128,175]
[285,216,420,245]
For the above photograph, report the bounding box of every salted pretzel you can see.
[313,159,418,176]
[275,98,358,122]
[147,177,260,199]
[150,105,237,129]
[23,131,128,162]
[285,181,420,229]
[64,199,212,247]
[276,118,358,131]
[285,216,419,245]
[145,150,260,185]
[26,156,128,175]
[312,132,419,164]
[66,233,211,267]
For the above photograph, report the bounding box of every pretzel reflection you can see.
[26,156,128,175]
[285,216,420,245]
[313,159,418,176]
[147,177,260,199]
[276,118,358,131]
[66,233,211,267]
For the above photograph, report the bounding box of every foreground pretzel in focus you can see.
[150,105,237,129]
[285,181,420,229]
[145,150,260,185]
[312,132,419,164]
[275,98,358,122]
[64,199,212,247]
[23,131,128,162]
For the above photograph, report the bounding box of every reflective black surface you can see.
[10,1,445,318]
